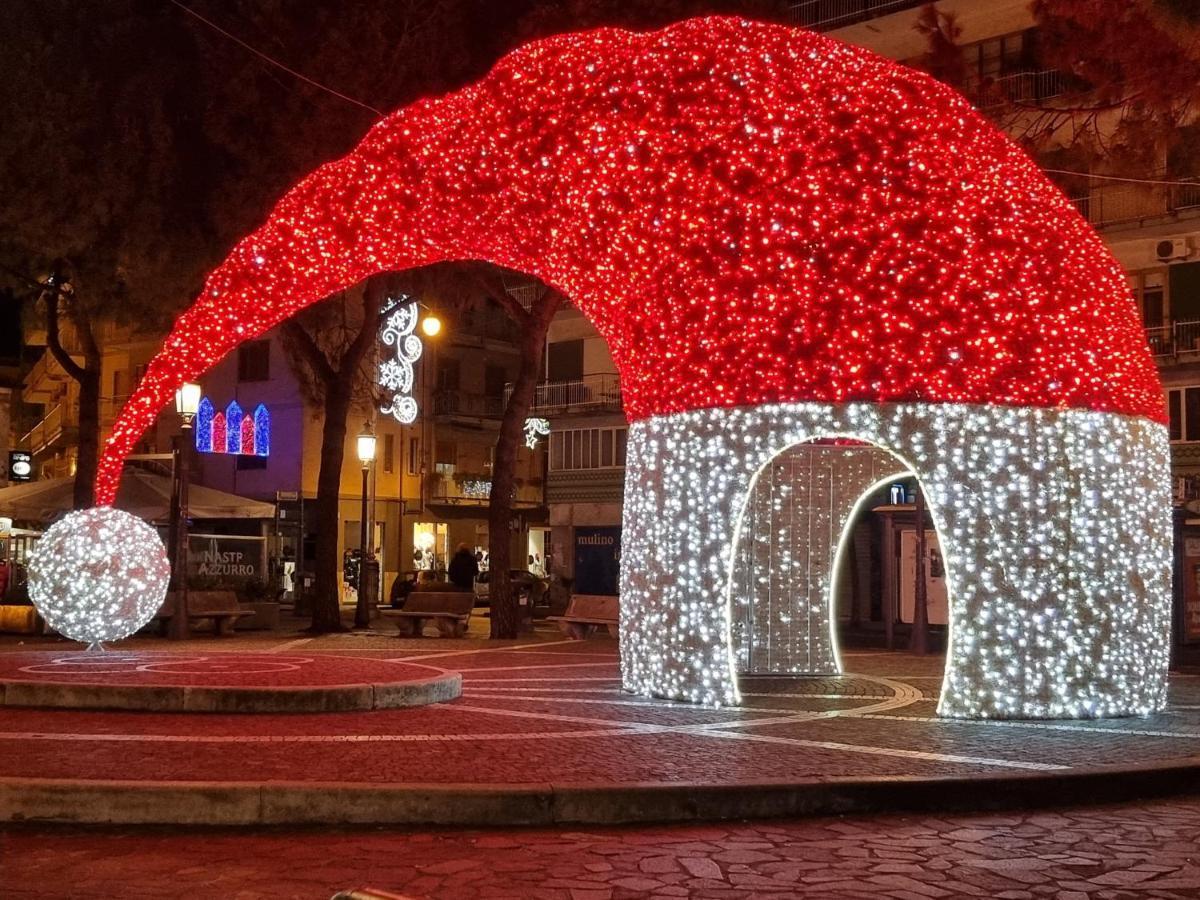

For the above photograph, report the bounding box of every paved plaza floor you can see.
[0,625,1198,791]
[3,798,1200,898]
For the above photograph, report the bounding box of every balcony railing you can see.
[21,403,78,455]
[1071,182,1200,229]
[512,373,623,414]
[969,70,1069,109]
[432,390,506,418]
[430,476,542,506]
[451,308,521,343]
[1147,320,1200,360]
[786,0,925,30]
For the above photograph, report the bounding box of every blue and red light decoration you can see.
[195,396,269,457]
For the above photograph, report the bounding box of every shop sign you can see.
[8,451,32,483]
[574,526,621,596]
[189,536,262,579]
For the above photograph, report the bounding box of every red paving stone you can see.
[3,799,1200,899]
[0,651,445,687]
[0,641,1197,789]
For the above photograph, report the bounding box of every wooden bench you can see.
[387,591,474,638]
[548,594,619,640]
[155,591,255,636]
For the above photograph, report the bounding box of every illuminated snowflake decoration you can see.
[93,17,1169,720]
[379,298,422,424]
[27,506,170,649]
[524,417,551,449]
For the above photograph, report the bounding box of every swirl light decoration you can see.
[85,16,1167,718]
[379,298,423,424]
[27,507,170,649]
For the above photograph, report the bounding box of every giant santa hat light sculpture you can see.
[58,17,1166,718]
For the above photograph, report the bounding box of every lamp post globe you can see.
[354,424,377,629]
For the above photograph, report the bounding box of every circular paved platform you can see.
[0,640,1197,826]
[0,651,461,713]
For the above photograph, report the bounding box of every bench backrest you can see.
[405,591,475,616]
[565,594,619,622]
[188,591,243,613]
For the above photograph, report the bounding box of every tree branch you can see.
[281,318,337,384]
[43,292,88,383]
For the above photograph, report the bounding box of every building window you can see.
[408,437,420,475]
[435,440,457,475]
[237,340,271,382]
[436,357,460,391]
[550,426,629,470]
[1129,270,1168,328]
[547,339,584,381]
[484,364,507,399]
[1168,387,1200,442]
[383,434,395,474]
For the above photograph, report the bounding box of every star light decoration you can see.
[379,298,422,424]
[89,17,1168,719]
[27,507,170,650]
[524,417,551,449]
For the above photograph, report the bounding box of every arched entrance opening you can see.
[728,438,914,679]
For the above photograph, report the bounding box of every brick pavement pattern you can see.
[1,634,1199,786]
[3,799,1200,898]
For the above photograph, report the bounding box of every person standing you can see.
[448,543,479,592]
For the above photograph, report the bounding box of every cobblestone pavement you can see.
[3,799,1200,898]
[0,633,1198,784]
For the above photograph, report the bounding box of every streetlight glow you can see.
[356,427,377,466]
[420,314,442,337]
[175,382,202,423]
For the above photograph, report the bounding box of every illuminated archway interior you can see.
[729,439,911,677]
[86,16,1170,719]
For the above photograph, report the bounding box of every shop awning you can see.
[0,470,275,524]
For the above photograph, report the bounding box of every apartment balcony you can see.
[786,0,925,31]
[429,475,543,507]
[22,349,81,404]
[1146,320,1200,363]
[21,402,78,456]
[1071,182,1200,231]
[449,308,521,345]
[514,374,623,415]
[432,390,506,419]
[969,70,1069,110]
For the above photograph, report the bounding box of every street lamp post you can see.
[355,424,377,629]
[169,382,202,641]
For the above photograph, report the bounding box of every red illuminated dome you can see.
[96,15,1163,503]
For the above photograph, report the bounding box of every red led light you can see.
[94,16,1163,504]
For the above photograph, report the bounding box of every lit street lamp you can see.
[168,382,201,640]
[420,313,442,337]
[354,424,377,629]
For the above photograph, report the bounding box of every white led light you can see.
[619,401,1171,720]
[379,298,423,425]
[524,417,551,449]
[27,506,170,649]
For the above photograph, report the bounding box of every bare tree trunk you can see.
[283,276,387,634]
[74,366,101,508]
[487,288,563,639]
[43,285,101,509]
[310,380,353,632]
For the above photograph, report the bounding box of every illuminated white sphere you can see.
[28,506,170,646]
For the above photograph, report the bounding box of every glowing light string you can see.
[82,17,1169,718]
[96,15,1164,502]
